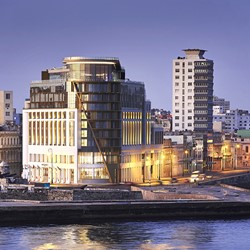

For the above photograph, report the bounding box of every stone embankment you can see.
[0,186,143,201]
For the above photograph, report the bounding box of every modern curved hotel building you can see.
[22,57,163,184]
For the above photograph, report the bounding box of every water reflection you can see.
[0,220,250,250]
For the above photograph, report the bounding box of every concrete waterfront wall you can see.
[2,200,250,224]
[0,187,143,201]
[131,186,218,200]
[203,172,250,186]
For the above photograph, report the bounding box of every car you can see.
[190,174,199,183]
[199,174,206,181]
[190,172,206,183]
[171,177,178,183]
[161,177,178,185]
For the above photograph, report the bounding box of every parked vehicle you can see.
[171,177,178,183]
[190,171,206,183]
[190,173,199,183]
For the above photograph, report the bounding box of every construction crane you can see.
[72,81,112,182]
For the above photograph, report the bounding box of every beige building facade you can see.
[0,90,14,125]
[0,130,22,176]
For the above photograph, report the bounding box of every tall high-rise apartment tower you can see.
[172,49,214,134]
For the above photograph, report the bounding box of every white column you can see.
[66,169,71,184]
[61,169,65,183]
[40,167,44,182]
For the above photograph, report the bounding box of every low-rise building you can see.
[0,128,22,176]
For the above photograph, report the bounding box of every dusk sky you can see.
[1,0,250,112]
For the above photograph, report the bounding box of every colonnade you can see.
[23,166,74,184]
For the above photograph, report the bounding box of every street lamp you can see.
[184,150,188,176]
[48,148,53,184]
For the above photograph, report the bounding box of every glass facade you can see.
[62,58,124,182]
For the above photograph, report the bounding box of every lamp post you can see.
[184,150,188,176]
[48,148,53,184]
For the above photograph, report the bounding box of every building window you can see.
[175,116,179,120]
[5,103,10,108]
[188,82,192,86]
[175,110,179,113]
[188,69,192,72]
[175,123,179,126]
[175,82,179,86]
[188,116,192,120]
[175,76,179,79]
[175,69,180,72]
[188,109,192,113]
[5,112,10,116]
[175,62,180,66]
[188,123,192,126]
[188,75,192,79]
[188,89,192,93]
[175,96,179,100]
[188,62,192,65]
[5,93,10,99]
[188,96,192,100]
[175,103,179,107]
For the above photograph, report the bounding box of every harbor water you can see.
[0,219,250,250]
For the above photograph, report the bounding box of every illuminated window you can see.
[80,139,87,147]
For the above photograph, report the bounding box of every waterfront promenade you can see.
[1,170,250,225]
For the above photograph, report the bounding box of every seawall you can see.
[1,200,250,225]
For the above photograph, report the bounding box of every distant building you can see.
[0,90,22,176]
[13,109,22,126]
[152,108,172,133]
[0,129,22,176]
[213,96,230,113]
[224,109,250,132]
[213,99,250,132]
[0,90,14,125]
[172,49,214,135]
[213,107,226,132]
